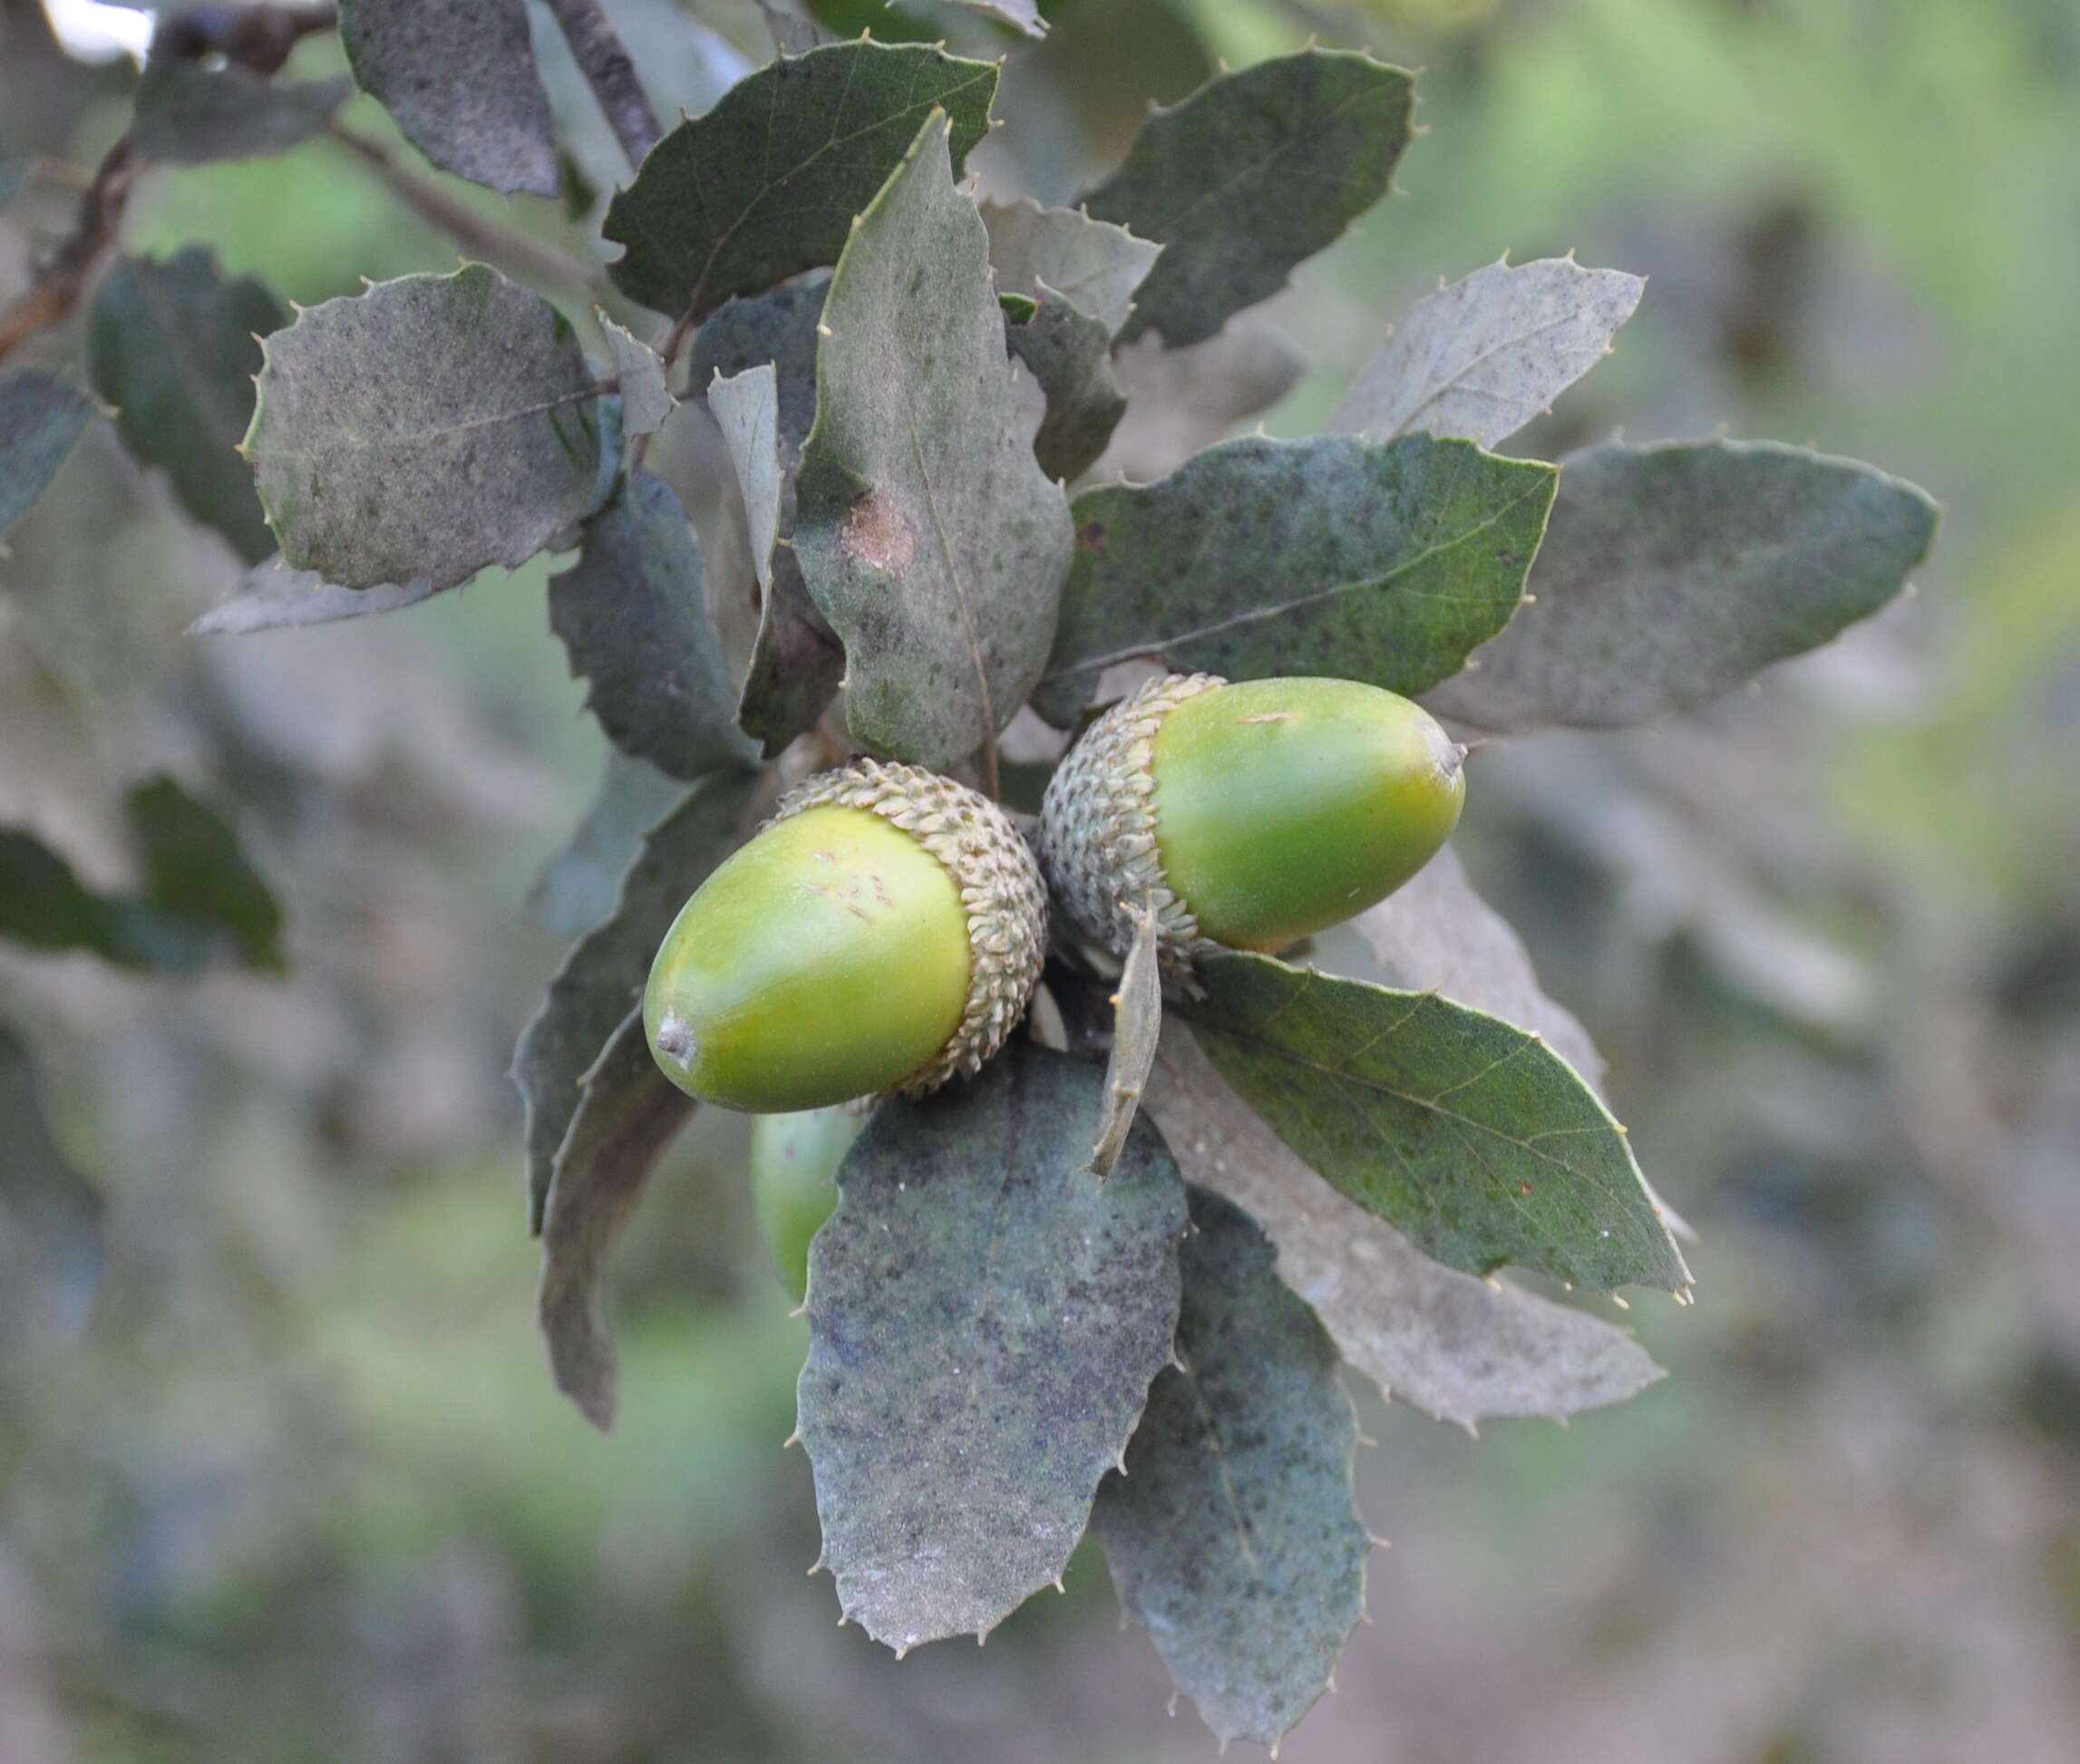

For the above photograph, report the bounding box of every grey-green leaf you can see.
[0,371,93,538]
[187,558,448,635]
[1081,50,1413,347]
[0,779,282,974]
[339,0,559,196]
[129,60,351,164]
[980,197,1160,337]
[797,1042,1187,1651]
[537,1009,694,1430]
[1182,950,1689,1293]
[1096,318,1304,483]
[1006,285,1130,483]
[0,1023,105,1342]
[1332,256,1645,451]
[705,358,844,755]
[603,42,998,320]
[247,264,609,591]
[1147,1025,1666,1430]
[1085,901,1162,1178]
[1035,433,1555,726]
[1428,439,1941,732]
[513,768,760,1234]
[599,315,674,438]
[527,751,686,940]
[1092,1184,1366,1750]
[794,115,1074,770]
[548,471,758,780]
[89,247,285,564]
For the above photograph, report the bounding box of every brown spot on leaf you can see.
[840,489,917,575]
[1076,520,1108,553]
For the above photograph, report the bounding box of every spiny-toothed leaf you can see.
[187,559,448,635]
[1349,848,1696,1245]
[1182,951,1689,1294]
[1092,1184,1366,1751]
[246,265,609,591]
[128,60,351,164]
[0,779,281,974]
[0,371,93,538]
[1081,50,1413,348]
[548,471,759,780]
[980,197,1160,338]
[1431,439,1939,732]
[527,751,685,940]
[338,0,559,196]
[537,1011,692,1430]
[1034,433,1554,727]
[1096,318,1304,484]
[1147,1020,1666,1430]
[513,768,762,1234]
[794,115,1074,771]
[603,42,998,320]
[894,0,1047,36]
[1333,256,1645,451]
[598,316,674,438]
[688,280,845,753]
[1084,902,1162,1178]
[1353,846,1606,1087]
[797,1043,1187,1652]
[0,1022,105,1342]
[1006,286,1130,483]
[88,248,284,564]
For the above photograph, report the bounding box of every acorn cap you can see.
[1038,672,1225,978]
[773,759,1047,1098]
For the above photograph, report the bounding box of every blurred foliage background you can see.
[4,0,2078,1759]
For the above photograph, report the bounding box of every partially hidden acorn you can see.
[750,1105,860,1303]
[645,760,1047,1112]
[1039,673,1467,975]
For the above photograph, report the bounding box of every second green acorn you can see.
[1039,673,1467,974]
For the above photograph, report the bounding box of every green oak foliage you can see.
[338,0,559,196]
[1083,50,1413,347]
[797,1043,1187,1650]
[689,278,844,754]
[90,248,284,564]
[1092,1186,1367,1750]
[1146,1028,1666,1430]
[246,265,610,591]
[604,42,998,319]
[1004,289,1130,482]
[1183,951,1689,1293]
[1035,433,1556,725]
[128,61,351,164]
[793,115,1074,771]
[0,778,281,974]
[527,751,686,941]
[979,197,1161,338]
[0,372,93,538]
[538,1010,695,1430]
[1429,439,1942,731]
[547,471,759,780]
[514,770,763,1235]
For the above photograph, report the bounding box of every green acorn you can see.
[750,1106,860,1303]
[1039,673,1467,974]
[645,761,1047,1112]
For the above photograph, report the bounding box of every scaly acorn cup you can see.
[645,761,1047,1112]
[1039,673,1467,975]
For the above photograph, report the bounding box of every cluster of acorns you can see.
[643,674,1470,1112]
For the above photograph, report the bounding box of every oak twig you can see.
[542,0,662,171]
[326,123,605,300]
